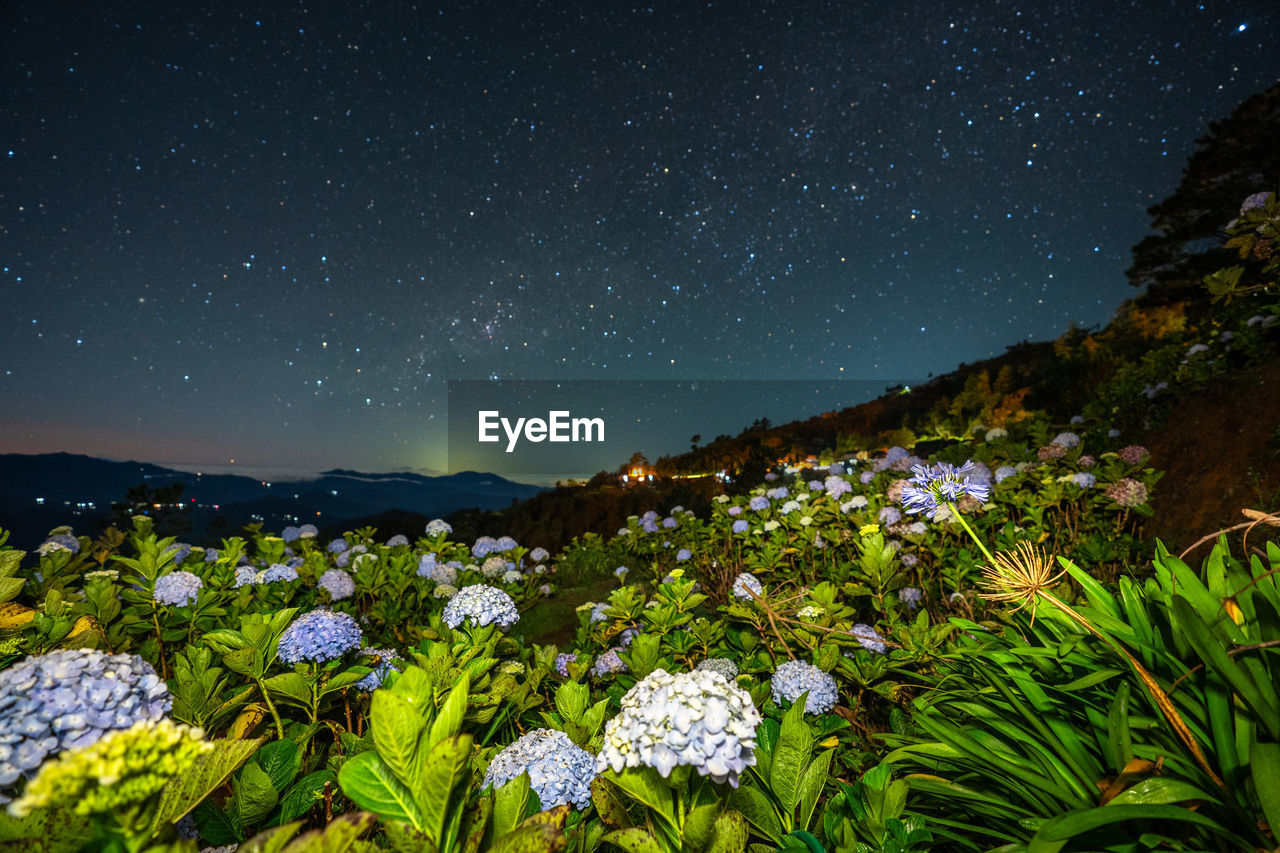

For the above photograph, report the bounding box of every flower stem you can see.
[946,501,995,563]
[256,677,286,739]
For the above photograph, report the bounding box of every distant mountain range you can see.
[0,452,546,549]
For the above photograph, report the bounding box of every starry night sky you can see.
[3,1,1276,481]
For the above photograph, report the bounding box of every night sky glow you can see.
[3,2,1277,480]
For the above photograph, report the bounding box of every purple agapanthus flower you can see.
[901,460,991,518]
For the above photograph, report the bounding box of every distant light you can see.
[1238,23,1247,31]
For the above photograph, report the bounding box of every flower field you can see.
[0,195,1277,851]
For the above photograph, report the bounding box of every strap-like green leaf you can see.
[1250,741,1280,841]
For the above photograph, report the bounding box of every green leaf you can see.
[152,737,265,829]
[772,698,816,819]
[590,776,634,829]
[263,673,313,709]
[554,680,587,721]
[490,823,569,853]
[1172,595,1280,739]
[796,748,833,833]
[0,807,93,852]
[492,770,532,840]
[426,672,470,750]
[1250,741,1280,840]
[730,782,783,843]
[416,734,474,843]
[337,751,425,830]
[276,770,336,825]
[1028,804,1248,852]
[684,802,720,852]
[273,812,376,853]
[600,827,663,853]
[254,739,303,794]
[236,761,282,828]
[1106,777,1220,806]
[372,689,424,785]
[606,767,676,827]
[709,809,749,853]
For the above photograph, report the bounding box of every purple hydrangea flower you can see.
[554,652,578,677]
[770,660,838,714]
[592,648,628,677]
[727,505,743,516]
[732,572,762,601]
[277,610,363,664]
[859,471,876,485]
[1106,478,1149,508]
[0,649,170,788]
[1051,432,1082,448]
[766,487,788,500]
[824,476,852,498]
[327,538,349,554]
[878,506,902,526]
[662,517,678,529]
[355,648,399,692]
[36,533,81,556]
[298,524,318,539]
[1117,445,1149,466]
[153,571,203,607]
[529,547,549,563]
[281,526,302,543]
[319,568,355,601]
[899,587,923,609]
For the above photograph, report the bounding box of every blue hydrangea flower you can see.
[319,568,355,601]
[994,465,1017,483]
[495,536,518,552]
[327,538,349,554]
[614,565,629,579]
[662,517,677,529]
[442,585,519,629]
[597,668,761,786]
[232,566,258,588]
[1073,472,1097,489]
[764,472,778,481]
[386,534,410,547]
[0,649,170,788]
[873,446,910,472]
[766,487,788,500]
[153,571,202,607]
[770,660,838,714]
[428,562,458,586]
[36,533,81,556]
[554,653,578,677]
[899,587,923,609]
[281,526,302,543]
[748,496,769,511]
[416,552,437,577]
[262,563,298,583]
[841,495,869,513]
[425,518,453,537]
[297,524,318,539]
[851,623,888,654]
[277,610,363,664]
[732,573,762,601]
[726,505,743,517]
[355,648,400,692]
[1051,432,1082,449]
[587,602,611,624]
[824,476,852,498]
[163,543,192,565]
[859,471,875,484]
[780,500,800,515]
[731,519,749,534]
[901,460,992,518]
[483,729,597,810]
[676,548,692,562]
[529,547,549,563]
[481,556,508,578]
[204,548,220,563]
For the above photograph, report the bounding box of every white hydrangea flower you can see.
[597,669,761,786]
[442,584,519,629]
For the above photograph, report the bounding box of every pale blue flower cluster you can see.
[529,547,549,563]
[770,660,838,714]
[676,548,692,562]
[851,623,888,654]
[425,518,453,537]
[282,526,303,543]
[597,668,761,786]
[427,561,458,586]
[277,610,363,664]
[298,524,318,539]
[731,519,749,533]
[0,649,170,788]
[695,658,739,681]
[442,584,519,629]
[386,534,410,547]
[824,476,852,498]
[327,538,349,554]
[1051,432,1082,448]
[233,566,258,588]
[355,648,399,692]
[614,565,629,579]
[153,571,203,606]
[1073,472,1097,489]
[899,587,923,609]
[481,556,508,578]
[483,729,597,810]
[878,506,902,525]
[732,572,762,601]
[319,568,355,600]
[994,465,1017,483]
[592,648,627,677]
[164,543,193,564]
[765,487,788,500]
[37,533,80,556]
[748,495,769,511]
[262,563,299,583]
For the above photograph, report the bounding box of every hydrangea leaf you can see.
[728,782,783,843]
[0,806,92,852]
[590,776,634,829]
[277,769,337,825]
[337,751,425,831]
[683,802,720,851]
[151,737,264,829]
[605,767,675,825]
[599,827,663,853]
[489,821,569,853]
[709,809,750,853]
[253,738,303,794]
[244,811,376,853]
[425,673,471,751]
[491,769,531,840]
[371,689,424,785]
[415,734,474,843]
[796,748,834,835]
[772,698,817,817]
[262,673,313,710]
[235,760,281,828]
